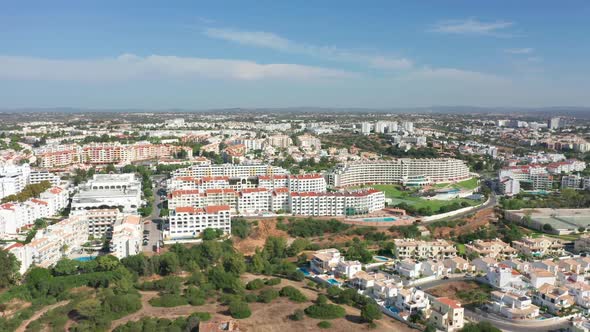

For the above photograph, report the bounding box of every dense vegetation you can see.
[231,218,252,239]
[277,217,350,237]
[0,250,20,288]
[501,189,590,210]
[1,180,52,203]
[113,312,211,332]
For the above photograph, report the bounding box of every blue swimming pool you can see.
[74,256,96,262]
[374,256,390,262]
[298,267,311,276]
[362,217,397,222]
[385,305,399,314]
[327,278,341,286]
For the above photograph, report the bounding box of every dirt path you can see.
[15,300,69,332]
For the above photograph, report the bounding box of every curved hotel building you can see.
[327,158,471,188]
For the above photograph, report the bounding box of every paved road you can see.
[465,309,570,332]
[421,277,571,332]
[142,176,165,253]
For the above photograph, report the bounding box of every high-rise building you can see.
[361,122,372,135]
[548,117,561,130]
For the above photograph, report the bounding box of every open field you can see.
[368,184,479,210]
[426,280,492,305]
[111,275,417,332]
[433,177,479,190]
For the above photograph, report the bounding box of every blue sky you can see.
[0,0,589,109]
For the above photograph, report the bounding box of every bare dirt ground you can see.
[111,275,416,332]
[427,281,481,301]
[233,219,290,255]
[1,298,31,319]
[429,207,497,238]
[15,300,69,332]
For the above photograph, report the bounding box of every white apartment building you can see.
[0,163,31,199]
[499,165,553,191]
[266,135,293,148]
[428,297,464,332]
[37,142,191,168]
[547,160,587,174]
[258,175,289,189]
[298,134,321,150]
[327,159,471,188]
[394,239,457,260]
[27,215,89,269]
[165,205,231,241]
[0,185,68,236]
[237,188,271,214]
[500,176,520,196]
[361,122,372,135]
[561,174,590,190]
[289,189,385,216]
[71,173,142,214]
[287,174,327,192]
[85,209,124,238]
[4,242,35,275]
[109,214,142,259]
[401,121,414,132]
[172,164,287,178]
[29,170,61,186]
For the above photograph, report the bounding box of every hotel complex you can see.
[36,142,192,169]
[327,158,471,188]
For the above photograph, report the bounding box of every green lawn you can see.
[433,177,479,190]
[358,184,479,210]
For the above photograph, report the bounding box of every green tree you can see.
[0,250,20,288]
[229,301,251,319]
[361,303,382,323]
[53,258,79,276]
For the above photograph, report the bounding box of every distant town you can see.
[1,110,590,332]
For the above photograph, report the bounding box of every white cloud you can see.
[204,27,413,70]
[431,18,514,36]
[505,48,533,54]
[0,54,355,81]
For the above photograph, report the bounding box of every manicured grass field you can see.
[364,184,478,210]
[433,177,479,190]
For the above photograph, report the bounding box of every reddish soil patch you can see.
[429,207,497,238]
[233,219,290,255]
[427,281,481,301]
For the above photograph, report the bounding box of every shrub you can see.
[304,303,346,319]
[279,286,307,303]
[245,294,258,303]
[289,309,305,321]
[258,289,279,303]
[229,301,251,319]
[265,278,281,286]
[318,321,332,329]
[149,294,188,307]
[246,279,265,290]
